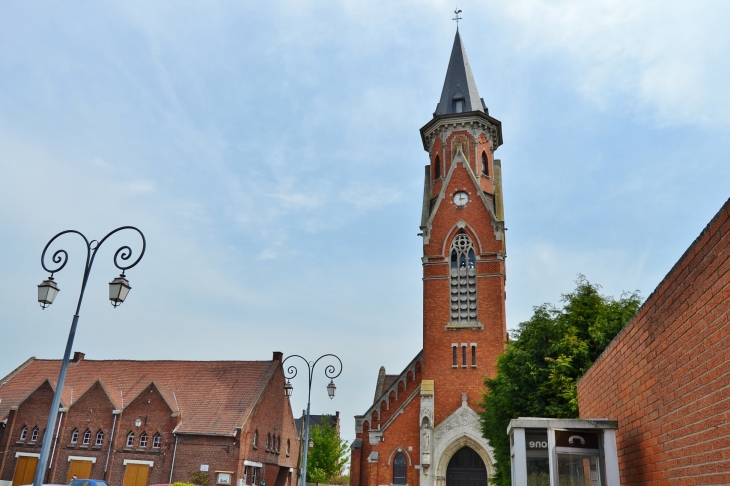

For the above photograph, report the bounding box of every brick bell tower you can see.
[349,30,505,486]
[417,28,506,485]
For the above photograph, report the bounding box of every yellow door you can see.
[12,456,38,486]
[123,464,150,486]
[67,460,93,481]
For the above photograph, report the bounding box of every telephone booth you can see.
[507,418,619,486]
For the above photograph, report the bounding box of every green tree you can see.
[480,276,641,486]
[306,416,350,484]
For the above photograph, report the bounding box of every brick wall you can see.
[578,198,730,485]
[0,357,298,486]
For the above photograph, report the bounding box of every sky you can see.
[1,0,729,449]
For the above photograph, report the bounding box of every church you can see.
[349,29,506,486]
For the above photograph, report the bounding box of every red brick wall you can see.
[577,198,730,485]
[50,380,116,483]
[0,359,298,486]
[0,380,56,482]
[238,360,299,486]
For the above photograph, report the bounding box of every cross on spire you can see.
[452,7,462,26]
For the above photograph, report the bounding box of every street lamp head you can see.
[284,380,293,397]
[308,439,314,449]
[37,276,60,309]
[108,273,131,308]
[327,379,336,399]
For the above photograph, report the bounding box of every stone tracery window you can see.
[450,231,477,324]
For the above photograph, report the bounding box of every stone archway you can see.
[446,447,488,486]
[432,433,495,486]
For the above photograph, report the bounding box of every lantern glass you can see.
[109,274,132,307]
[284,380,293,397]
[38,277,60,309]
[327,380,336,399]
[308,439,314,449]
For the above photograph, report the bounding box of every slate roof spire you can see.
[434,29,485,116]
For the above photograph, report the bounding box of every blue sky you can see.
[1,0,729,447]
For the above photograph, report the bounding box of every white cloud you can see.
[493,0,730,128]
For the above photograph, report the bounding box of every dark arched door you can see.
[446,447,488,486]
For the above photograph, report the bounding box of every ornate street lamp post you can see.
[33,227,146,486]
[282,354,342,486]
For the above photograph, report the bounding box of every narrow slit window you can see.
[462,345,467,366]
[482,152,488,175]
[452,345,457,366]
[455,99,464,113]
[472,345,476,366]
[434,155,441,179]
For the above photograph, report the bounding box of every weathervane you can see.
[453,7,463,26]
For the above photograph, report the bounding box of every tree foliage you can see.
[480,276,641,486]
[306,416,350,484]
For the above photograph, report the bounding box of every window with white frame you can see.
[82,429,91,445]
[31,427,39,443]
[139,432,148,448]
[96,430,104,446]
[70,429,79,444]
[126,432,135,448]
[19,426,27,442]
[152,433,162,449]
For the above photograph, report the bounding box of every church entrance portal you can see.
[446,446,488,486]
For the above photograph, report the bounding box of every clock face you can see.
[453,191,469,207]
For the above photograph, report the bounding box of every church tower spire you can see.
[434,30,485,116]
[416,30,507,485]
[348,29,505,486]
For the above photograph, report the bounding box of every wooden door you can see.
[12,456,38,486]
[123,464,150,486]
[67,460,94,481]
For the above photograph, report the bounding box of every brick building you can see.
[350,30,506,486]
[0,351,299,486]
[577,197,730,484]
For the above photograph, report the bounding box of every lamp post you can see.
[282,354,342,486]
[33,226,146,486]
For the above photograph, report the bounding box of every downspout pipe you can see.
[104,410,120,479]
[47,408,65,482]
[169,434,179,483]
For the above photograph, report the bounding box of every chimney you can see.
[71,352,85,363]
[272,351,283,363]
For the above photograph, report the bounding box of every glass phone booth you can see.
[507,418,619,486]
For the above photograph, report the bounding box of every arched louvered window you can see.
[481,152,488,175]
[449,231,477,324]
[393,452,407,484]
[434,155,441,179]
